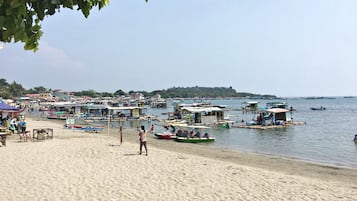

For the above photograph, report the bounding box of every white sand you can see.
[0,117,356,201]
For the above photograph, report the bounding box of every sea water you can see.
[33,97,357,168]
[147,97,357,168]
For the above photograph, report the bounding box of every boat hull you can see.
[154,133,176,139]
[311,107,326,111]
[64,124,104,133]
[175,137,215,143]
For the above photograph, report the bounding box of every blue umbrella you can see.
[0,101,19,111]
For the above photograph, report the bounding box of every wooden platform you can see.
[233,121,305,130]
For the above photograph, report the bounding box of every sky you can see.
[1,0,357,97]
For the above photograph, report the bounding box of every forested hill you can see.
[0,78,276,99]
[150,87,277,99]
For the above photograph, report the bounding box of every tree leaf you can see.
[32,25,41,32]
[63,0,74,9]
[0,16,5,27]
[10,0,22,8]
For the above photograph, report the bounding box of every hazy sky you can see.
[1,0,357,97]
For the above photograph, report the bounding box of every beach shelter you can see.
[0,101,19,112]
[0,101,21,120]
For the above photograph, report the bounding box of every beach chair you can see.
[0,132,9,146]
[19,131,31,142]
[32,128,54,141]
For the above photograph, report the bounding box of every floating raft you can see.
[234,121,305,130]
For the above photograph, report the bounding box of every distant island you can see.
[0,78,276,99]
[147,86,277,99]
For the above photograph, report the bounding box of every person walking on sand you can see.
[150,124,155,134]
[139,125,148,156]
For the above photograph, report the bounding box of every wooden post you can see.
[119,126,123,144]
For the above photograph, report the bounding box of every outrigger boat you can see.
[64,124,104,133]
[174,126,215,143]
[82,126,104,133]
[154,132,177,139]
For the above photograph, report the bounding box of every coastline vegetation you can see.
[0,78,276,99]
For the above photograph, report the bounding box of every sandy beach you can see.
[1,117,357,201]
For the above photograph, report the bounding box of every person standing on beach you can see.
[139,125,148,156]
[150,124,155,134]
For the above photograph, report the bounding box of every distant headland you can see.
[0,78,276,99]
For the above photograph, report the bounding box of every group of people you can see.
[176,129,210,139]
[163,125,176,134]
[1,115,27,134]
[11,118,26,134]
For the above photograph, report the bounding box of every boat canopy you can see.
[181,107,222,113]
[266,108,289,113]
[266,102,287,109]
[245,101,259,104]
[0,101,19,112]
[107,106,142,110]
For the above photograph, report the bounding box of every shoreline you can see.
[1,116,356,200]
[33,116,357,184]
[128,130,357,185]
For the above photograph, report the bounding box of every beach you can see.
[1,117,357,201]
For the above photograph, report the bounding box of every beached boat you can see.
[154,132,177,139]
[64,124,104,133]
[64,124,83,129]
[172,125,213,142]
[47,115,68,120]
[175,136,215,143]
[82,126,104,133]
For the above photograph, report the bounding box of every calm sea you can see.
[146,97,357,168]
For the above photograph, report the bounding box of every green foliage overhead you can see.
[0,0,121,51]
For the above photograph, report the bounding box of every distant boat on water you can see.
[305,97,336,100]
[310,107,326,111]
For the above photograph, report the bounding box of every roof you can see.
[182,107,222,113]
[242,101,259,105]
[0,101,19,112]
[266,108,289,113]
[107,106,141,110]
